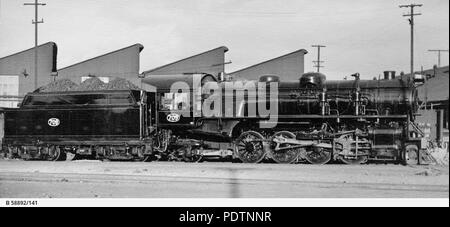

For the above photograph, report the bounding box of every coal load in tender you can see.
[35,77,140,93]
[75,77,106,91]
[105,77,140,90]
[35,79,79,93]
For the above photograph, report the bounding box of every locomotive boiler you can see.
[143,72,425,165]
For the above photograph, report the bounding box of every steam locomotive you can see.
[1,72,426,165]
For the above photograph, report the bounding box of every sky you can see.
[0,0,448,80]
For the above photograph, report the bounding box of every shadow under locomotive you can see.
[1,72,427,165]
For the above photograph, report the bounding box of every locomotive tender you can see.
[1,72,425,165]
[2,90,156,161]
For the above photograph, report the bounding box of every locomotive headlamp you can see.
[413,74,425,86]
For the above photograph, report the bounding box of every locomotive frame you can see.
[143,72,426,165]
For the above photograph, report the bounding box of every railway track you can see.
[0,160,448,198]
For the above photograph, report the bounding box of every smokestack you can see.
[383,71,390,80]
[391,71,396,80]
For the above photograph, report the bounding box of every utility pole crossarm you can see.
[24,2,46,23]
[24,0,46,90]
[312,45,326,73]
[399,4,423,8]
[428,49,449,67]
[399,3,422,78]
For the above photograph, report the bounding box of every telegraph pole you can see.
[428,49,449,67]
[399,3,422,78]
[312,45,326,73]
[24,0,46,90]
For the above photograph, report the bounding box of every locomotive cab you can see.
[142,73,218,130]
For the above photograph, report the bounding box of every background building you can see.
[229,49,307,81]
[0,42,58,106]
[416,66,449,145]
[400,66,449,145]
[0,43,144,107]
[0,76,19,108]
[57,44,144,87]
[142,46,229,78]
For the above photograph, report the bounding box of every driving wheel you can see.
[269,131,300,164]
[234,131,266,164]
[305,147,332,165]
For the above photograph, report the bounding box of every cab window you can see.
[161,93,189,111]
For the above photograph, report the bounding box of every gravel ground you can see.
[0,160,448,198]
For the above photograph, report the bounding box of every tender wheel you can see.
[234,131,266,164]
[6,147,17,159]
[402,145,419,165]
[17,147,33,161]
[305,147,332,165]
[46,146,63,161]
[339,156,368,165]
[269,131,300,164]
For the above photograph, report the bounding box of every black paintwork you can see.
[142,73,417,140]
[3,90,143,145]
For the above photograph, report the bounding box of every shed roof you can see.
[142,73,217,91]
[57,43,144,71]
[142,46,229,75]
[0,42,57,61]
[229,49,308,75]
[0,42,58,73]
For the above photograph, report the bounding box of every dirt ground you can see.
[0,160,448,198]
